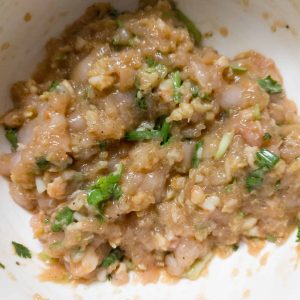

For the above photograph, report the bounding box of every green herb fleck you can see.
[297,225,300,242]
[255,148,279,169]
[174,9,202,45]
[238,211,246,218]
[48,81,60,92]
[225,177,236,193]
[106,273,112,280]
[36,157,50,172]
[246,167,267,192]
[125,130,162,141]
[145,57,156,67]
[5,128,18,151]
[258,75,283,94]
[87,164,124,208]
[99,141,108,151]
[171,71,182,103]
[232,244,239,251]
[126,117,172,143]
[49,241,63,249]
[275,179,281,190]
[0,262,5,269]
[160,119,171,145]
[231,65,247,74]
[51,207,75,232]
[116,19,124,28]
[101,247,124,268]
[266,235,277,243]
[201,92,213,102]
[135,90,147,111]
[108,9,120,19]
[191,84,200,97]
[252,104,261,120]
[96,213,106,224]
[246,148,279,192]
[220,109,230,120]
[263,132,272,141]
[192,141,204,168]
[12,242,31,259]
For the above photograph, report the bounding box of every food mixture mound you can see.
[1,0,300,284]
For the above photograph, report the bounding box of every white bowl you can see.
[1,0,300,299]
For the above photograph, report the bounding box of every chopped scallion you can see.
[125,130,162,141]
[255,148,279,169]
[171,71,182,103]
[101,247,124,268]
[258,75,283,94]
[231,65,247,74]
[214,132,234,160]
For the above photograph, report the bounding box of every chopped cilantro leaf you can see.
[246,148,279,192]
[36,157,50,172]
[258,75,283,94]
[5,128,18,151]
[101,247,124,268]
[87,164,124,208]
[12,241,31,259]
[263,132,272,141]
[0,262,5,269]
[48,81,60,92]
[51,207,74,232]
[246,167,267,192]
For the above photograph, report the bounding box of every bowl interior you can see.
[1,0,300,299]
